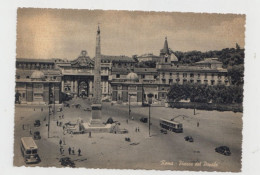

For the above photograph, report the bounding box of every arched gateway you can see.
[78,81,89,97]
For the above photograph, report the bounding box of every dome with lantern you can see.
[31,70,45,80]
[126,72,139,82]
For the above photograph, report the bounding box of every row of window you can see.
[16,75,57,80]
[162,79,228,85]
[17,63,54,69]
[162,72,227,78]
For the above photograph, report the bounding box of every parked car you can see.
[160,129,167,134]
[84,107,91,111]
[215,146,231,156]
[64,103,70,108]
[34,120,41,127]
[33,131,41,140]
[140,117,148,123]
[125,137,131,142]
[184,136,194,142]
[59,157,75,167]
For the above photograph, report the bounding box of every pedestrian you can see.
[59,139,62,146]
[89,131,91,138]
[63,125,65,130]
[126,119,128,124]
[135,127,137,132]
[78,148,81,156]
[197,121,199,127]
[63,138,66,145]
[22,124,24,130]
[68,147,71,155]
[59,116,61,119]
[62,148,64,154]
[62,114,64,119]
[29,127,32,135]
[137,127,140,132]
[72,147,75,155]
[41,107,43,112]
[56,120,59,126]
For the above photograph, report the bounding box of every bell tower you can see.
[160,37,170,64]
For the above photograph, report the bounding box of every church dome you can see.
[31,70,45,80]
[126,72,139,82]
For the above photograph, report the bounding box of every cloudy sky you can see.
[16,8,245,60]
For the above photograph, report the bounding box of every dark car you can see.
[215,146,231,156]
[33,131,41,140]
[184,136,194,142]
[140,117,148,123]
[59,157,75,167]
[160,129,167,134]
[34,120,41,127]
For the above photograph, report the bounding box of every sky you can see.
[16,8,245,60]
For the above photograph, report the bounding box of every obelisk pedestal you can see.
[90,104,103,127]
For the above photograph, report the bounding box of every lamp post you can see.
[128,93,134,119]
[48,104,51,138]
[147,93,153,137]
[53,84,55,116]
[128,94,131,118]
[48,83,51,138]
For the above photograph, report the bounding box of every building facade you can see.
[15,28,230,105]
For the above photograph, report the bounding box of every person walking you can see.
[56,120,59,126]
[135,127,137,132]
[59,139,62,146]
[137,127,140,132]
[197,121,199,127]
[78,148,81,156]
[68,147,71,155]
[29,127,32,135]
[72,147,75,155]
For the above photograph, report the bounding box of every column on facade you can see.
[89,80,92,95]
[61,80,64,92]
[75,80,78,95]
[71,80,74,93]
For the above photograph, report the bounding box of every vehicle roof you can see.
[21,137,38,149]
[160,118,182,125]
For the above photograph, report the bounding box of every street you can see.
[13,100,242,172]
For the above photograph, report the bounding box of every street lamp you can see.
[147,93,153,137]
[128,93,134,119]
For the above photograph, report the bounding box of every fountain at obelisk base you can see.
[81,25,112,133]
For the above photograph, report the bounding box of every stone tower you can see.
[160,37,170,64]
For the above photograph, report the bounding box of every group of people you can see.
[59,139,82,156]
[135,127,140,132]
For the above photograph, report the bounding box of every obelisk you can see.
[90,25,103,126]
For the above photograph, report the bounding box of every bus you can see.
[159,118,183,133]
[20,137,40,164]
